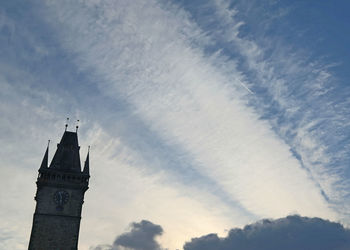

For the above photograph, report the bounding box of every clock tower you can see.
[28,129,90,250]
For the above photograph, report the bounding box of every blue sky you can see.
[1,0,350,249]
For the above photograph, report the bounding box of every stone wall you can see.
[29,213,81,250]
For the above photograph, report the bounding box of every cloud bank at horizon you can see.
[90,216,350,250]
[184,215,350,250]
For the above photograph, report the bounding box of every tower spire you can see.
[39,140,50,171]
[83,146,90,176]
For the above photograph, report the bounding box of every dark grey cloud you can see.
[91,220,164,250]
[90,216,350,250]
[183,215,350,250]
[114,220,163,250]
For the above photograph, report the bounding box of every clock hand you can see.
[59,192,63,205]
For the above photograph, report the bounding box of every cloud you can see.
[91,220,164,250]
[211,0,350,215]
[0,4,248,249]
[1,0,350,249]
[91,216,350,250]
[38,0,338,222]
[114,220,163,250]
[184,215,350,250]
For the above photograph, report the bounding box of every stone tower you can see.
[28,129,90,250]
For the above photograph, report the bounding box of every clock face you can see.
[53,190,69,208]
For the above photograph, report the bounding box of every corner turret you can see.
[38,141,49,171]
[83,147,90,177]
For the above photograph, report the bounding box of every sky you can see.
[1,0,350,249]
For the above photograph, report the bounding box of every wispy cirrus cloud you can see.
[1,0,349,249]
[207,0,350,216]
[39,0,340,220]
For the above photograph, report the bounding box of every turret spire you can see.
[76,119,80,133]
[65,117,69,131]
[83,146,90,176]
[39,140,50,171]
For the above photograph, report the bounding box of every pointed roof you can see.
[83,148,90,176]
[39,144,49,171]
[49,131,82,173]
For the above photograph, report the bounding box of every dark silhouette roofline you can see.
[48,130,82,173]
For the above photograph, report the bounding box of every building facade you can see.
[28,130,90,250]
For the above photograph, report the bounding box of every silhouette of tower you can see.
[28,129,90,250]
